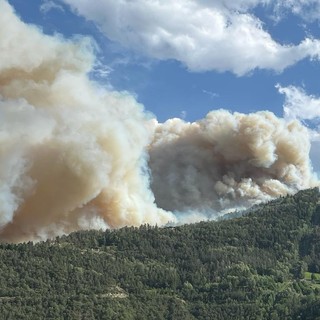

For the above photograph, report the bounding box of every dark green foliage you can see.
[1,188,320,319]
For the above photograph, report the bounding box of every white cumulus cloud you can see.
[277,84,320,177]
[60,0,320,75]
[277,84,320,121]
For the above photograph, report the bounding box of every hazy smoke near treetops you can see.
[0,0,318,242]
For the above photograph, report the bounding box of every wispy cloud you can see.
[40,0,65,14]
[276,84,320,122]
[180,110,187,119]
[202,89,219,99]
[91,60,113,80]
[273,0,320,22]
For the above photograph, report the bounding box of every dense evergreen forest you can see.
[1,188,320,319]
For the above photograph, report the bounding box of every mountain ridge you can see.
[1,188,320,319]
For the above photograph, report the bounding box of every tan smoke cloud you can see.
[0,1,174,242]
[0,1,318,242]
[149,111,318,214]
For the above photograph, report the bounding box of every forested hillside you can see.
[1,188,320,319]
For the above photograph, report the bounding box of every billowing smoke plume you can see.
[0,1,318,242]
[0,1,174,242]
[149,112,317,216]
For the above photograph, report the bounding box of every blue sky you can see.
[7,0,320,123]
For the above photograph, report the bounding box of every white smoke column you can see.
[149,110,318,215]
[0,1,174,242]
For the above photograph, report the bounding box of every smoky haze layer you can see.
[0,1,318,242]
[149,111,317,217]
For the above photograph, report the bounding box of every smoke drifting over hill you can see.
[150,112,316,215]
[0,1,318,242]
